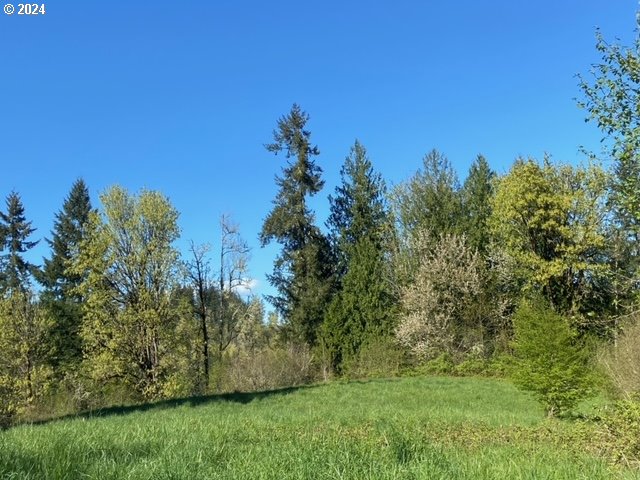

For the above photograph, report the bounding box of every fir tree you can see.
[461,155,495,255]
[39,179,93,367]
[327,140,390,279]
[0,191,39,295]
[322,141,395,371]
[260,104,333,346]
[391,149,462,246]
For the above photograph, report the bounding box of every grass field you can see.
[0,376,637,479]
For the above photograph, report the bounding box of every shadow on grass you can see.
[15,383,321,430]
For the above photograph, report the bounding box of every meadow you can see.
[0,376,636,480]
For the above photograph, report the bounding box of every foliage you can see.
[0,191,39,295]
[185,215,252,392]
[0,291,54,426]
[396,231,488,361]
[490,157,612,323]
[578,28,640,243]
[71,186,185,399]
[221,343,315,393]
[322,141,396,372]
[260,104,334,346]
[38,179,93,369]
[340,336,406,380]
[391,149,461,248]
[461,154,495,255]
[326,140,391,278]
[511,298,597,416]
[594,398,640,468]
[599,313,640,398]
[322,238,396,371]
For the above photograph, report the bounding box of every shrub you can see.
[593,398,640,467]
[341,337,406,379]
[395,233,482,361]
[0,374,18,429]
[599,315,640,398]
[221,344,316,393]
[511,299,597,416]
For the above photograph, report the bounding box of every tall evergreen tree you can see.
[0,191,38,295]
[391,149,462,244]
[39,179,93,367]
[461,155,495,255]
[260,104,333,346]
[390,149,462,288]
[323,141,395,371]
[327,140,390,279]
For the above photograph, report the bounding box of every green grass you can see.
[0,376,637,479]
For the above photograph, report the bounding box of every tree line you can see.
[2,23,640,424]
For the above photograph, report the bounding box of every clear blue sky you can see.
[1,1,637,308]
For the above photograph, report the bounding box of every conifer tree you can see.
[327,140,390,279]
[390,150,462,289]
[0,191,38,295]
[260,104,333,346]
[391,149,462,244]
[39,179,93,367]
[461,155,495,255]
[322,141,395,371]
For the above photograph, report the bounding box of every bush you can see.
[511,299,597,416]
[0,374,18,429]
[599,315,640,398]
[412,353,455,376]
[341,337,407,379]
[221,344,316,393]
[593,398,640,467]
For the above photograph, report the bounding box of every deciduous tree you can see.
[72,186,183,399]
[489,158,611,326]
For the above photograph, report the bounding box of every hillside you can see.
[0,376,635,479]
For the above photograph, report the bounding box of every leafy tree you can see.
[511,298,597,417]
[235,296,268,355]
[71,186,184,399]
[38,179,93,367]
[461,154,495,255]
[489,157,611,324]
[578,25,640,309]
[322,141,395,371]
[578,27,640,243]
[0,191,39,295]
[260,104,333,346]
[395,231,485,360]
[0,291,54,424]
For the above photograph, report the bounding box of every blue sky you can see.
[0,1,637,309]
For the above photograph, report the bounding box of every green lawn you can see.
[0,376,636,479]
